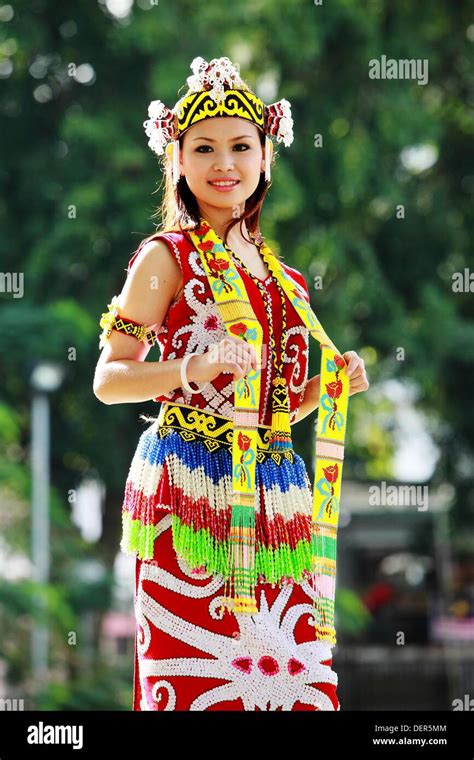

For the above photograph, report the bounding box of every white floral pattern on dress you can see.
[135,515,339,711]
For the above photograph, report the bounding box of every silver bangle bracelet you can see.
[180,352,206,393]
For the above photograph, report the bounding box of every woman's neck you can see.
[197,206,252,247]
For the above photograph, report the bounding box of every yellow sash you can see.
[188,218,349,645]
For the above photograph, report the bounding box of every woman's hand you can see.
[343,350,370,397]
[187,337,259,385]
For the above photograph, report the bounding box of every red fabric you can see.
[127,229,310,426]
[132,508,340,711]
[127,229,339,711]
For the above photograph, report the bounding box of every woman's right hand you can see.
[186,337,259,385]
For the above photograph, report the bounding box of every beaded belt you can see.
[155,402,295,465]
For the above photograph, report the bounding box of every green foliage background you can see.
[0,0,472,709]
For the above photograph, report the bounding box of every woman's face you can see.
[180,117,266,214]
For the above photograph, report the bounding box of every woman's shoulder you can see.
[139,224,195,247]
[126,226,195,275]
[279,259,310,299]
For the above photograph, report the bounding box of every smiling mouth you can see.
[208,180,241,187]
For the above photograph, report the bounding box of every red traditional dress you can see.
[120,229,340,711]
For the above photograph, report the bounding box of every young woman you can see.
[93,56,369,711]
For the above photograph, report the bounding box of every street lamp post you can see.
[29,361,65,693]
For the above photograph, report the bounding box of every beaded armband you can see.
[99,295,157,349]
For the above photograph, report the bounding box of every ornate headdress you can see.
[143,56,294,184]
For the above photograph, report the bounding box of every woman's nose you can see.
[213,154,236,171]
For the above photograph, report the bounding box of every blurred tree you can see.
[0,0,472,708]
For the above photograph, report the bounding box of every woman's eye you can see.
[195,143,250,153]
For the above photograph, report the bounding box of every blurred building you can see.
[335,478,474,710]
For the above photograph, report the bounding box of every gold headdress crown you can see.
[143,56,294,183]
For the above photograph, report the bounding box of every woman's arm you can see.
[291,374,320,425]
[93,238,186,405]
[93,239,256,405]
[94,356,193,405]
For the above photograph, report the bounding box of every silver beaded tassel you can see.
[172,139,180,186]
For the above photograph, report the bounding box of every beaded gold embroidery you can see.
[99,295,157,349]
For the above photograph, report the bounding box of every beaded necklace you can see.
[222,234,291,446]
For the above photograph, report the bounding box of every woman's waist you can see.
[152,401,295,457]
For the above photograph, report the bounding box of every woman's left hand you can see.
[343,350,370,396]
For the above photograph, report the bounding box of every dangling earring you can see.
[264,135,272,182]
[172,139,181,186]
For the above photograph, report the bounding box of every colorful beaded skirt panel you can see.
[121,402,317,585]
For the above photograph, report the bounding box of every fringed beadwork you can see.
[121,402,315,587]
